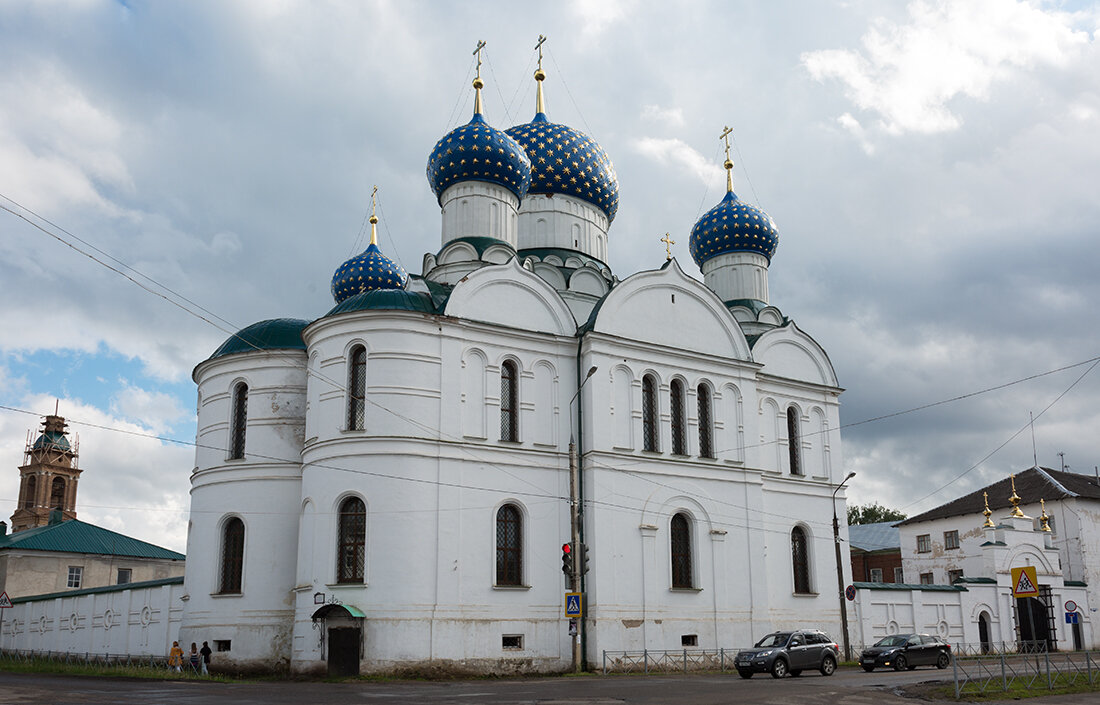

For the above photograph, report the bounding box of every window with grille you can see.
[337,497,366,583]
[500,360,518,442]
[787,407,802,475]
[347,346,366,431]
[670,379,686,455]
[791,526,811,593]
[219,517,245,593]
[229,382,248,460]
[944,529,960,550]
[67,566,83,589]
[917,534,931,553]
[642,374,659,452]
[116,568,132,585]
[697,384,713,458]
[495,504,523,586]
[670,512,693,588]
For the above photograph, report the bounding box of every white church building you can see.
[177,49,850,674]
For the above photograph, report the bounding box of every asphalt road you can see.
[1,667,1098,705]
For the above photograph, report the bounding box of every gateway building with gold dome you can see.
[178,43,850,674]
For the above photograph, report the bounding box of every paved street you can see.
[4,667,1100,705]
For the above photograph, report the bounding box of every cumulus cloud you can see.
[641,104,685,129]
[633,137,724,187]
[802,0,1091,135]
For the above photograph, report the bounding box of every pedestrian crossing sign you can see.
[0,591,11,609]
[1011,566,1039,598]
[565,592,582,617]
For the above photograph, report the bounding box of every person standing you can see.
[189,643,201,673]
[200,641,212,675]
[168,641,184,672]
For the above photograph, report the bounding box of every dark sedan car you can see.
[735,630,839,679]
[860,633,952,671]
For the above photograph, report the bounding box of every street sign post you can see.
[1066,612,1080,624]
[0,591,11,609]
[565,592,582,618]
[845,584,856,601]
[1065,600,1078,613]
[1011,566,1039,598]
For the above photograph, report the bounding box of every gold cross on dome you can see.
[661,232,675,260]
[719,125,735,193]
[473,40,486,80]
[535,34,546,72]
[720,125,733,161]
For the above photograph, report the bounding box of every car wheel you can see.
[771,658,788,678]
[862,665,875,672]
[820,654,836,676]
[936,652,950,669]
[737,669,753,679]
[893,654,907,671]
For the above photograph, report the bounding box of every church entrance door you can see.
[328,627,361,677]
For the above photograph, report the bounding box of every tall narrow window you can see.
[219,517,245,594]
[23,474,37,509]
[495,504,523,586]
[671,512,693,588]
[229,382,248,460]
[337,497,366,583]
[500,360,519,442]
[787,407,802,476]
[347,346,366,430]
[642,374,659,452]
[697,384,714,458]
[670,379,686,455]
[791,526,811,593]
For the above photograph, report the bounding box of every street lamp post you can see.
[832,471,856,662]
[568,365,598,673]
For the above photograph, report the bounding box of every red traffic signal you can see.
[562,543,572,554]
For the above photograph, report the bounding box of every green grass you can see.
[0,657,235,682]
[929,676,1100,701]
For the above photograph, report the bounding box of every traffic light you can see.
[561,542,574,589]
[579,542,590,576]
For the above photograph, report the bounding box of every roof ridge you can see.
[1034,466,1077,498]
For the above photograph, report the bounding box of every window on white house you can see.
[944,530,960,550]
[919,572,934,585]
[917,534,931,553]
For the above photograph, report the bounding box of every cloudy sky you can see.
[1,0,1098,553]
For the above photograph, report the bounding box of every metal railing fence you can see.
[953,649,1099,698]
[0,648,188,672]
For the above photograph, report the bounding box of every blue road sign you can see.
[1066,612,1080,624]
[565,592,582,618]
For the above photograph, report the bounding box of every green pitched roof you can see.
[209,318,310,360]
[10,576,184,605]
[0,519,185,561]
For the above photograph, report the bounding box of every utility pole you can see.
[832,471,856,661]
[568,365,598,673]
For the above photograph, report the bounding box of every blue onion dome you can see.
[689,146,779,267]
[426,72,532,204]
[331,205,409,303]
[505,68,619,223]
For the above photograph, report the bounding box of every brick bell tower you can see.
[10,410,81,532]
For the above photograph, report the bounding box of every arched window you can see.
[347,345,367,430]
[500,360,519,442]
[671,512,693,588]
[23,474,37,509]
[495,503,523,586]
[50,477,65,510]
[791,526,811,594]
[670,379,686,455]
[229,382,248,460]
[697,384,714,458]
[642,374,659,452]
[219,517,245,594]
[787,407,802,476]
[337,497,366,583]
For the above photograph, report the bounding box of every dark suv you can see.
[860,633,952,671]
[735,629,840,678]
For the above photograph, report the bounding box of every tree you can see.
[847,502,906,525]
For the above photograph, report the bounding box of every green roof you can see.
[10,576,184,604]
[853,581,967,592]
[326,288,437,317]
[209,318,310,360]
[1067,580,1088,587]
[0,519,185,561]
